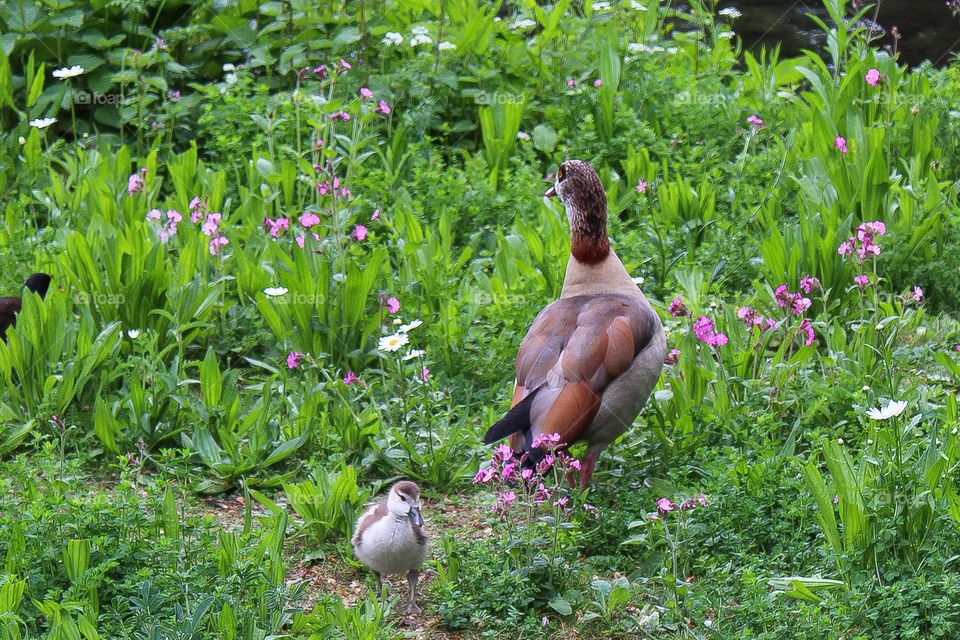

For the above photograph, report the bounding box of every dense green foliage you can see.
[2,0,960,637]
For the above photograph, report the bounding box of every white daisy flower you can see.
[410,34,433,47]
[127,329,141,339]
[719,7,742,19]
[399,319,423,333]
[29,117,56,129]
[223,63,236,72]
[511,18,537,30]
[379,332,409,353]
[516,131,531,141]
[629,0,648,9]
[438,41,457,51]
[52,65,84,79]
[411,25,429,35]
[264,286,288,297]
[382,32,404,46]
[403,349,426,361]
[592,1,611,11]
[717,31,735,40]
[628,42,651,53]
[866,400,908,421]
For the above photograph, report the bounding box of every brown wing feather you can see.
[603,316,636,377]
[536,381,601,446]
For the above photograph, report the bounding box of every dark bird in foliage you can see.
[0,273,52,343]
[483,160,665,487]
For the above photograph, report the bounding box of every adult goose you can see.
[484,160,665,487]
[0,273,52,343]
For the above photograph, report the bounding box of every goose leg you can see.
[373,571,383,600]
[402,569,421,614]
[579,450,601,488]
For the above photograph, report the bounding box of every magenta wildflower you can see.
[909,286,924,302]
[146,208,162,221]
[747,114,764,129]
[374,100,391,115]
[664,348,681,365]
[774,284,792,308]
[635,178,649,194]
[854,274,870,288]
[865,68,880,87]
[798,317,815,346]
[342,370,360,386]
[286,351,303,369]
[567,78,576,87]
[201,212,222,237]
[313,65,327,79]
[835,135,848,155]
[800,274,821,294]
[269,217,290,237]
[300,213,320,227]
[208,235,229,255]
[359,87,373,100]
[371,208,381,221]
[593,78,602,88]
[668,296,688,318]
[128,172,144,196]
[350,224,368,241]
[420,366,430,382]
[386,297,400,313]
[693,316,715,340]
[793,296,811,315]
[657,498,678,514]
[338,58,352,71]
[553,496,569,508]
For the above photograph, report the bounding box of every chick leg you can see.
[402,569,422,614]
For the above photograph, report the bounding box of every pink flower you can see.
[657,498,678,514]
[861,221,886,237]
[419,366,430,382]
[473,468,496,485]
[386,297,400,313]
[569,459,581,471]
[865,68,880,87]
[567,78,576,87]
[201,212,222,237]
[668,296,688,318]
[531,432,562,448]
[635,178,649,194]
[909,286,924,302]
[286,351,304,369]
[798,317,815,346]
[833,493,839,505]
[521,468,534,482]
[494,490,517,512]
[359,87,373,100]
[693,316,715,341]
[800,274,821,294]
[593,78,602,88]
[269,217,290,237]
[705,332,728,346]
[370,208,380,221]
[835,135,848,155]
[838,239,855,256]
[774,284,792,308]
[664,348,681,365]
[501,463,516,481]
[146,208,162,221]
[300,213,320,227]
[313,65,327,79]
[493,443,513,462]
[128,172,144,196]
[295,235,305,249]
[343,370,360,386]
[854,274,870,288]
[338,58,352,70]
[553,496,569,508]
[747,114,764,129]
[350,224,368,241]
[793,296,811,315]
[208,235,229,255]
[374,100,391,115]
[680,493,706,510]
[737,306,757,325]
[166,209,182,223]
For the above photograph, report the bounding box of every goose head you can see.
[387,481,424,526]
[545,160,610,265]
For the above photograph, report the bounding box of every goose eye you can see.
[557,167,565,181]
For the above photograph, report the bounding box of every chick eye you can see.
[400,496,407,502]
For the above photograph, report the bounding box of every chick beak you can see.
[408,505,424,527]
[544,185,557,197]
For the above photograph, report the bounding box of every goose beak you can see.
[544,185,557,197]
[408,506,424,527]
